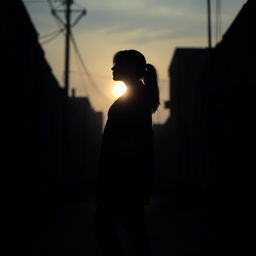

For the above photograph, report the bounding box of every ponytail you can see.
[144,64,160,113]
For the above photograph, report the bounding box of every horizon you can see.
[23,0,247,124]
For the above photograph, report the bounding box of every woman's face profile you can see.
[112,61,126,81]
[112,58,134,82]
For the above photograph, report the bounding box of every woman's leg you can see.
[122,204,151,256]
[95,203,124,256]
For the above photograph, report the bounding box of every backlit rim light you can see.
[113,82,127,98]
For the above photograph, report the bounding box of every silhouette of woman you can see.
[95,49,160,256]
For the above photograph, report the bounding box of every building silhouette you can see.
[2,0,254,254]
[158,48,211,194]
[68,90,102,201]
[1,0,102,254]
[154,0,254,254]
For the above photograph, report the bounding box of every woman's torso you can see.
[97,85,154,203]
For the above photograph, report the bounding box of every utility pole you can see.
[207,0,212,48]
[49,0,86,186]
[50,0,86,96]
[64,0,72,97]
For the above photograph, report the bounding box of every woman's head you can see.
[112,49,160,113]
[112,50,146,82]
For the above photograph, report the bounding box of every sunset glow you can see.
[113,82,127,98]
[23,0,247,124]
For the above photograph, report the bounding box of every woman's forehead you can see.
[114,57,129,65]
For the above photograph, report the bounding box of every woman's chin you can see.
[113,76,120,81]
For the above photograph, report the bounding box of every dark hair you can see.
[113,49,160,113]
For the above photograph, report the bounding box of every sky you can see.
[22,0,247,124]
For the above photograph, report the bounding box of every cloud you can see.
[75,0,207,45]
[75,0,247,46]
[26,0,247,46]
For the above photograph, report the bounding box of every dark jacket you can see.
[97,84,154,205]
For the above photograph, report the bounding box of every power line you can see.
[70,32,112,101]
[71,44,90,96]
[215,0,222,44]
[207,0,212,48]
[23,0,60,3]
[23,0,47,3]
[47,0,87,96]
[47,0,66,30]
[37,0,110,100]
[40,28,64,39]
[40,30,63,44]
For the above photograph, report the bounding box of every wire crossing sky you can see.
[22,0,247,124]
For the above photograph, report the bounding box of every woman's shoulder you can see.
[108,96,128,118]
[108,85,151,116]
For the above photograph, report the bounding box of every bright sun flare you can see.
[113,82,127,98]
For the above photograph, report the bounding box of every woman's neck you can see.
[124,78,141,89]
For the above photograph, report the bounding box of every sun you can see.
[113,82,127,98]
